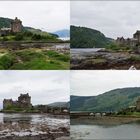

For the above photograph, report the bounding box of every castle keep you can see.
[0,17,22,36]
[136,97,140,111]
[3,93,32,110]
[11,17,22,33]
[116,30,140,47]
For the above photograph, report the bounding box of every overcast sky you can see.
[71,70,140,96]
[0,1,69,32]
[71,1,140,39]
[0,71,69,109]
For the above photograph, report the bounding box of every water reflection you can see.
[0,113,69,127]
[71,48,103,55]
[54,43,70,49]
[71,121,140,139]
[3,115,31,123]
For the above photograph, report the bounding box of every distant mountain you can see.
[71,25,113,48]
[71,87,140,112]
[48,102,70,108]
[53,29,70,38]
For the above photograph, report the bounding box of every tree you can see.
[32,34,41,40]
[15,33,24,41]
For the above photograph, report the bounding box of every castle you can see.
[116,30,140,47]
[0,17,22,36]
[3,93,32,110]
[136,97,140,111]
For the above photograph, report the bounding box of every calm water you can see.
[0,113,68,126]
[71,122,140,139]
[54,43,70,49]
[71,48,104,56]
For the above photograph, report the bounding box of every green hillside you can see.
[47,102,70,108]
[0,17,13,28]
[71,25,113,48]
[71,87,140,112]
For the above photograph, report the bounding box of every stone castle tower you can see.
[18,93,32,108]
[136,97,140,111]
[133,31,140,43]
[11,17,22,33]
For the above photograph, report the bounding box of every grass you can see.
[0,30,61,42]
[132,112,140,116]
[126,112,140,116]
[117,111,140,117]
[106,43,132,52]
[0,48,70,70]
[129,55,140,61]
[91,58,107,64]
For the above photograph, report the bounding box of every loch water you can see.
[71,121,140,140]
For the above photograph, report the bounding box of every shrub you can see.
[23,31,33,37]
[2,36,8,41]
[32,34,41,40]
[14,33,24,41]
[0,54,14,69]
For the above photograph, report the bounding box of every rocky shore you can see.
[71,50,140,70]
[0,123,70,140]
[0,114,70,140]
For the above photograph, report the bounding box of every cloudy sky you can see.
[71,1,140,39]
[71,70,140,96]
[0,71,69,109]
[0,1,69,32]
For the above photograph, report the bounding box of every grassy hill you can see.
[47,102,70,108]
[71,87,140,112]
[71,25,113,48]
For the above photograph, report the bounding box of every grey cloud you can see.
[0,1,69,32]
[0,71,69,109]
[71,71,140,96]
[71,1,140,39]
